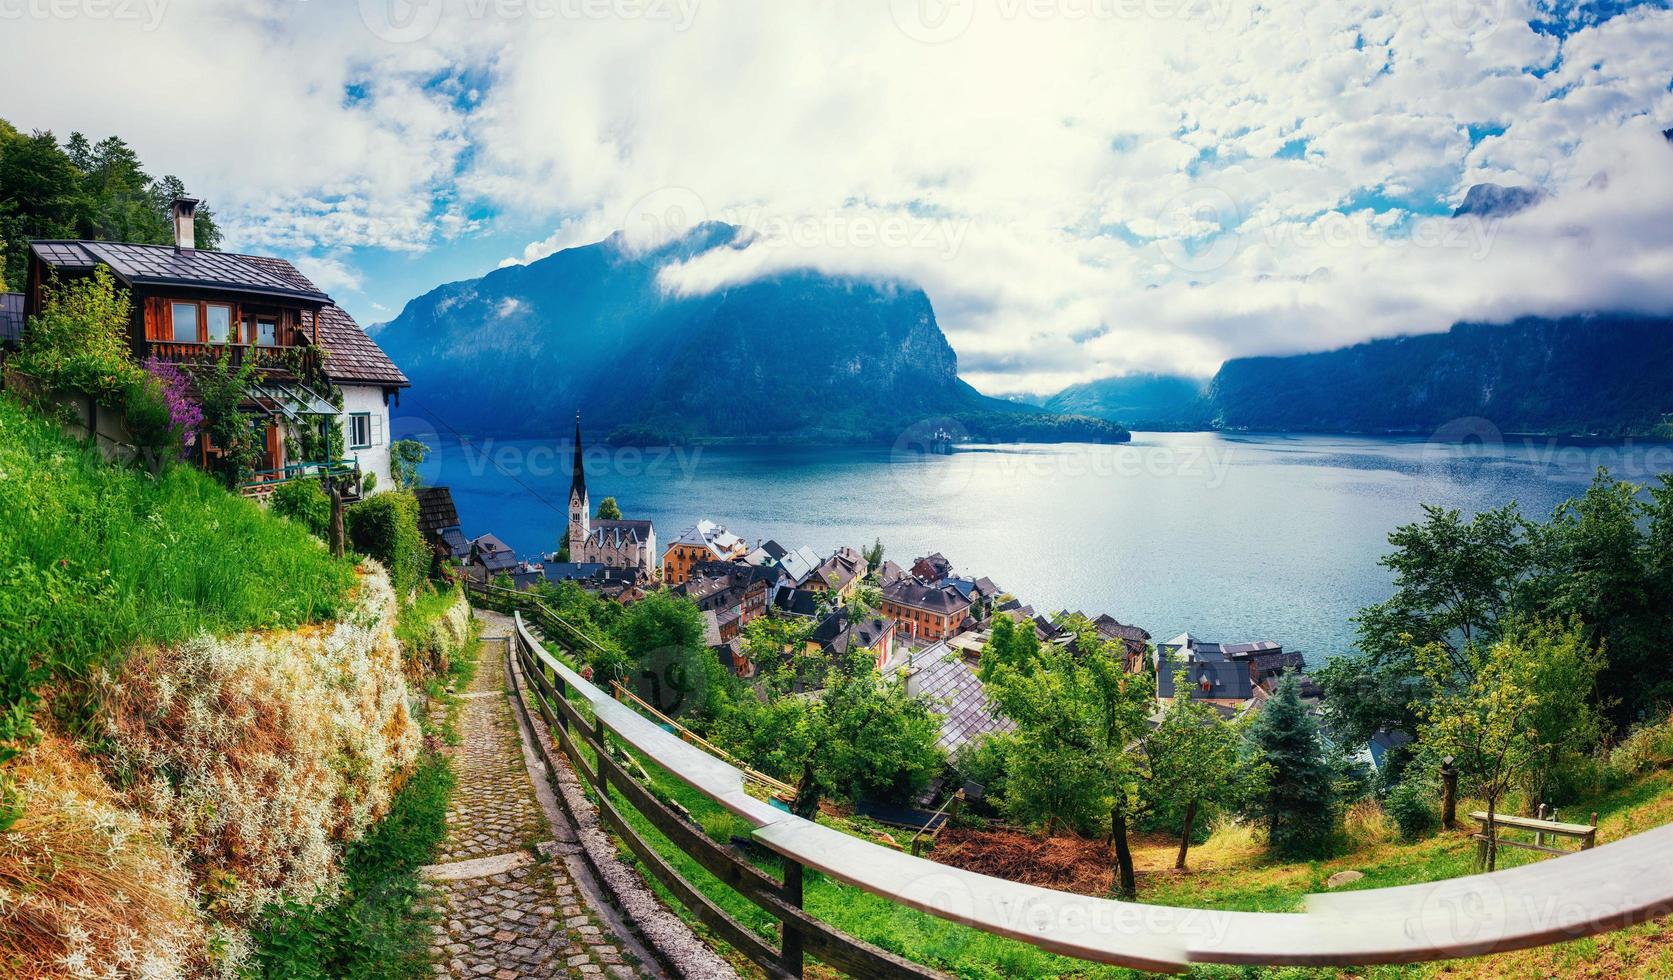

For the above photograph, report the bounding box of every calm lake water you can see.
[417,431,1673,662]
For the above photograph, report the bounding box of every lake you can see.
[415,431,1673,661]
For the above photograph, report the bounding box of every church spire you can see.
[571,411,586,497]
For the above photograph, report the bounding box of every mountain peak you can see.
[1453,183,1546,219]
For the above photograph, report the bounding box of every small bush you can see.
[1386,778,1440,841]
[272,478,332,539]
[11,266,139,407]
[394,585,472,682]
[345,491,428,595]
[1608,712,1673,779]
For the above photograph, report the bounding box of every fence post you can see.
[780,858,805,978]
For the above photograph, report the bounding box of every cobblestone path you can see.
[422,618,643,979]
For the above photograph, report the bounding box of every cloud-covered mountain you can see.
[373,225,1126,444]
[1038,374,1213,430]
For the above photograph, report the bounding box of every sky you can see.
[2,0,1671,396]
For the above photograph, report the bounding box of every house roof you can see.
[883,579,973,617]
[778,545,823,584]
[470,534,517,572]
[773,586,823,618]
[31,240,332,303]
[1157,654,1255,701]
[438,527,470,559]
[893,641,1015,755]
[877,560,907,584]
[234,255,408,388]
[413,487,460,535]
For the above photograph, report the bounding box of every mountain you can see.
[1209,315,1673,437]
[1452,182,1546,218]
[1040,373,1213,429]
[372,224,1126,445]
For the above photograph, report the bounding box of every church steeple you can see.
[568,411,589,556]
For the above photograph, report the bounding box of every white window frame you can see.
[349,412,373,450]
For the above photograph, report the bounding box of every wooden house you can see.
[22,199,409,493]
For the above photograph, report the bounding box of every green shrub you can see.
[345,491,428,595]
[272,478,332,539]
[1385,778,1439,841]
[1608,712,1673,780]
[248,751,454,979]
[12,266,140,407]
[393,585,470,682]
[0,394,358,825]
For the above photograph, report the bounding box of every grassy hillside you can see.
[0,391,358,762]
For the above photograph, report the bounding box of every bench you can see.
[1471,806,1597,868]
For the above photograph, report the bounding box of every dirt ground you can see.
[931,826,1191,896]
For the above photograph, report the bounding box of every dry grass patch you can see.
[0,737,204,979]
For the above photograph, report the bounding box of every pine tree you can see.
[1243,674,1336,857]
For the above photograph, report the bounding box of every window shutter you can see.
[370,412,384,447]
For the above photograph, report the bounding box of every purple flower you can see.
[144,356,205,458]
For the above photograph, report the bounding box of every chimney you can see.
[171,197,200,251]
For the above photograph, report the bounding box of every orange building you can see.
[661,520,749,585]
[880,579,973,643]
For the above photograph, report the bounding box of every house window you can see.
[206,304,233,344]
[171,302,199,343]
[241,314,279,346]
[349,413,373,449]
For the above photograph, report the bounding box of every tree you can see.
[739,614,813,683]
[1322,504,1528,749]
[1414,620,1597,870]
[1144,670,1262,869]
[596,497,622,521]
[389,439,429,490]
[1520,471,1672,731]
[862,537,885,572]
[712,650,944,816]
[844,583,882,620]
[13,266,137,403]
[980,615,1153,898]
[1242,674,1336,857]
[615,589,726,721]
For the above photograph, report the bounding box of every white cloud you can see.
[3,0,1671,394]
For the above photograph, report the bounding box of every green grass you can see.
[246,751,456,979]
[0,392,359,778]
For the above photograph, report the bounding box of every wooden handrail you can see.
[488,597,1673,974]
[609,679,799,800]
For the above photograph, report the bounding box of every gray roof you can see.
[1157,653,1255,701]
[31,240,329,303]
[586,519,654,549]
[883,579,972,616]
[895,642,1015,755]
[0,292,22,344]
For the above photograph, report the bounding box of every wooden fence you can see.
[471,582,1673,975]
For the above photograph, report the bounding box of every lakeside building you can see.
[566,418,657,582]
[1154,632,1311,712]
[662,520,748,585]
[806,609,898,670]
[21,200,409,493]
[880,578,974,643]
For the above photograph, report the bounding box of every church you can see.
[567,417,658,582]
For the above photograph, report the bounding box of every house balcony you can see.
[240,458,363,502]
[146,341,321,380]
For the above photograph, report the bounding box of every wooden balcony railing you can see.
[147,341,318,377]
[466,581,1673,977]
[240,459,362,499]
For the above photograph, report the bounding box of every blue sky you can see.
[3,0,1671,393]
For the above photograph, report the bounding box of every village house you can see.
[806,609,898,670]
[673,561,776,641]
[661,520,748,585]
[414,486,470,569]
[806,550,868,597]
[566,418,657,582]
[880,578,974,643]
[910,552,955,583]
[883,640,1016,757]
[467,533,518,581]
[1154,632,1309,712]
[21,200,409,494]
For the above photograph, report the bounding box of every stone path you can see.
[422,618,644,979]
